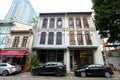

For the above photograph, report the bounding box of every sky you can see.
[0,0,93,20]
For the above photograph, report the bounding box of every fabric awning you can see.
[0,50,27,58]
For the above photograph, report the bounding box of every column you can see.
[93,47,104,65]
[65,48,70,72]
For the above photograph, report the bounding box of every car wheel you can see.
[2,70,9,76]
[32,72,39,76]
[80,72,86,78]
[55,70,62,77]
[105,72,111,78]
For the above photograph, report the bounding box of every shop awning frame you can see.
[68,45,98,49]
[0,50,27,58]
[32,46,67,50]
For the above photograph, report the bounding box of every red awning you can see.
[0,50,27,58]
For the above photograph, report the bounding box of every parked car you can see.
[31,62,66,77]
[0,63,22,76]
[74,64,113,78]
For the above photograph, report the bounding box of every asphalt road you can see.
[0,72,120,80]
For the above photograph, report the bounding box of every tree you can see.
[92,0,120,43]
[31,17,38,29]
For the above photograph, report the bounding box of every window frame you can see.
[21,36,28,47]
[12,36,19,47]
[48,32,54,45]
[49,18,55,28]
[56,32,62,45]
[76,18,82,28]
[42,18,48,28]
[83,17,89,28]
[40,32,46,44]
[77,31,83,45]
[69,18,74,28]
[85,31,92,45]
[57,18,62,28]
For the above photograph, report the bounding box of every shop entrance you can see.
[71,50,93,70]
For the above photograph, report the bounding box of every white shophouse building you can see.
[33,12,104,72]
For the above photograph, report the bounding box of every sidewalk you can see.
[113,71,120,77]
[18,71,120,78]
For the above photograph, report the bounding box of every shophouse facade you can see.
[33,12,104,72]
[0,22,33,70]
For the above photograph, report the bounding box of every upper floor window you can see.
[40,32,46,44]
[76,18,82,28]
[69,31,75,45]
[21,36,28,47]
[57,18,62,28]
[85,31,92,45]
[69,18,74,28]
[48,32,54,45]
[77,31,83,45]
[12,36,19,47]
[42,18,48,28]
[49,18,55,28]
[83,17,89,28]
[56,32,62,45]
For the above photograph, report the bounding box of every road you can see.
[0,72,120,80]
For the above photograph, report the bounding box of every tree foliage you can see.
[30,54,39,67]
[92,0,120,43]
[31,17,38,29]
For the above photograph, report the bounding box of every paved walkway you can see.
[17,71,120,78]
[113,71,120,77]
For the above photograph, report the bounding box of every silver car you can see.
[0,63,22,76]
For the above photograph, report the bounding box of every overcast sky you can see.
[0,0,93,20]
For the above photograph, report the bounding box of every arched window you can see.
[49,18,55,28]
[56,32,62,45]
[69,18,74,28]
[57,18,62,28]
[83,17,89,28]
[40,32,46,44]
[48,32,54,44]
[42,18,48,28]
[76,18,81,28]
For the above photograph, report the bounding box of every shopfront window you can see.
[73,50,93,69]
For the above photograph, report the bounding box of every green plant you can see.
[28,54,39,71]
